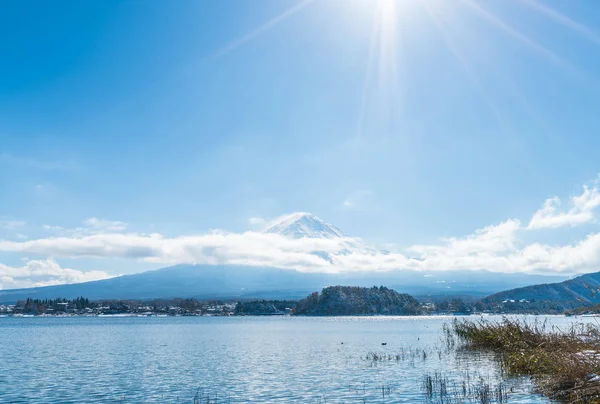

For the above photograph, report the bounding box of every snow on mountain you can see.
[263,212,386,257]
[263,212,346,239]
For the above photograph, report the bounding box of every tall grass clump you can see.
[422,371,508,404]
[453,317,600,402]
[193,388,231,404]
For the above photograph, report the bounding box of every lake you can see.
[0,315,584,403]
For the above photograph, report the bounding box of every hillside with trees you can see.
[291,286,422,316]
[482,271,600,310]
[234,300,295,315]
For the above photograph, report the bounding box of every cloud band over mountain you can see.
[1,176,600,289]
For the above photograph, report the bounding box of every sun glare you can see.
[353,0,404,145]
[211,0,599,147]
[377,0,397,16]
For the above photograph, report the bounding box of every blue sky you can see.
[2,0,600,287]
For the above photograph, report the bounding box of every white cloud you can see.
[3,176,600,280]
[42,218,128,237]
[0,219,25,230]
[43,224,64,232]
[529,182,600,229]
[0,259,110,290]
[248,217,266,227]
[83,217,128,232]
[341,189,373,210]
[0,232,358,273]
[409,220,521,257]
[0,217,595,276]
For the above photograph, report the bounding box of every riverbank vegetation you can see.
[452,317,600,402]
[422,371,509,403]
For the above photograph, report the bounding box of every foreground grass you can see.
[422,371,510,404]
[452,317,600,403]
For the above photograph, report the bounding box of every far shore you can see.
[0,312,586,318]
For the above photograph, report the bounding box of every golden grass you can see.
[452,317,600,403]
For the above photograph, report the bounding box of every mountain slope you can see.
[263,212,384,256]
[0,264,327,302]
[0,212,571,303]
[0,263,567,303]
[264,212,346,239]
[483,271,600,306]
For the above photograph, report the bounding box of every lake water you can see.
[0,315,585,403]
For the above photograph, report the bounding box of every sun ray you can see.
[422,0,554,174]
[354,8,380,148]
[424,0,589,142]
[459,0,582,78]
[423,1,508,133]
[354,0,402,147]
[439,1,573,159]
[375,0,400,142]
[211,0,316,60]
[520,0,600,45]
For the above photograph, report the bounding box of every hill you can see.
[291,286,422,316]
[234,300,295,315]
[482,271,600,308]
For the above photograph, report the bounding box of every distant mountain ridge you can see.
[0,212,570,303]
[0,263,568,303]
[483,271,600,306]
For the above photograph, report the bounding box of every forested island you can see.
[292,286,423,316]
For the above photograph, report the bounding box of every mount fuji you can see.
[262,212,386,260]
[263,212,347,239]
[0,213,568,303]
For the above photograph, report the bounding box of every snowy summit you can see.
[263,212,346,239]
[263,212,385,256]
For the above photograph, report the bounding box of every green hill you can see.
[291,286,422,316]
[482,271,600,309]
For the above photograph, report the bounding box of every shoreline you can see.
[0,312,586,318]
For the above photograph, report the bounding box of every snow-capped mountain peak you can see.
[263,212,346,239]
[262,212,386,257]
